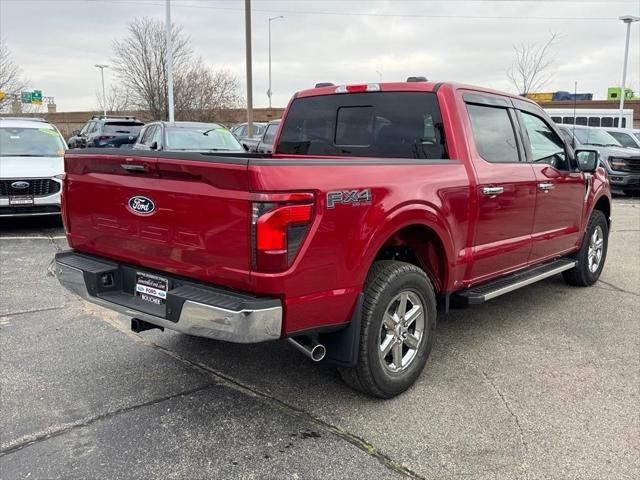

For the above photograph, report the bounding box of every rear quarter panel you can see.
[248,158,472,333]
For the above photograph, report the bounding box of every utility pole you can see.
[267,16,284,109]
[94,64,109,116]
[166,0,175,122]
[245,0,253,137]
[618,15,639,128]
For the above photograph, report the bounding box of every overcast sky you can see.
[1,0,639,111]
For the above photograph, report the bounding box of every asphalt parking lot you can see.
[1,196,638,480]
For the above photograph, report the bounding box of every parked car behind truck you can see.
[253,119,280,153]
[0,117,66,217]
[68,116,144,149]
[54,80,611,398]
[132,121,244,152]
[230,122,267,151]
[558,125,640,196]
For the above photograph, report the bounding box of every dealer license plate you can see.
[135,272,168,306]
[9,195,34,206]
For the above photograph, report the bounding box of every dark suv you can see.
[68,116,144,149]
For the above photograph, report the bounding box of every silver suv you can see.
[558,125,640,196]
[0,117,67,217]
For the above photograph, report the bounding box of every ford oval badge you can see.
[11,181,30,190]
[128,196,155,215]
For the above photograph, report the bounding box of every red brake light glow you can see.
[346,84,368,93]
[335,83,380,94]
[251,194,315,272]
[257,204,312,250]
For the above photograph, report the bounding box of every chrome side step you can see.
[456,258,577,305]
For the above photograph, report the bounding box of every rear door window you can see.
[277,92,447,159]
[466,104,520,163]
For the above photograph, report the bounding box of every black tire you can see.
[622,189,638,197]
[338,261,437,398]
[562,209,609,286]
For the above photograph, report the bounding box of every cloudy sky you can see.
[1,0,639,111]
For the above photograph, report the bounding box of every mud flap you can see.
[319,293,364,368]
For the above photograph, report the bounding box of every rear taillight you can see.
[251,193,314,272]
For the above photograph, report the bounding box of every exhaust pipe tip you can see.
[310,343,326,362]
[288,336,326,362]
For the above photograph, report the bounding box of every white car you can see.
[0,117,67,217]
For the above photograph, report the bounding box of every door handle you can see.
[538,182,555,192]
[482,186,504,196]
[120,164,148,173]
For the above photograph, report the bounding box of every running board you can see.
[455,258,577,305]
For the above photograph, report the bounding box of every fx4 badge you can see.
[327,189,372,209]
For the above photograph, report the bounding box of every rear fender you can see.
[359,203,456,291]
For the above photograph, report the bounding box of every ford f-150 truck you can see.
[54,80,611,398]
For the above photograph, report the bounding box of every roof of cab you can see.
[294,80,538,107]
[296,81,439,98]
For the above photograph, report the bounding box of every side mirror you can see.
[72,130,81,136]
[576,150,599,173]
[150,141,159,150]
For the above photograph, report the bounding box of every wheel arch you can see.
[592,194,611,227]
[360,206,456,293]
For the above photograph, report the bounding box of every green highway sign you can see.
[21,91,32,103]
[32,90,43,105]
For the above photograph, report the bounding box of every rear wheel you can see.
[339,261,436,398]
[562,209,608,286]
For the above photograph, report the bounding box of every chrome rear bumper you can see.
[55,252,282,343]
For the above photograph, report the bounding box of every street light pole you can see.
[267,15,284,109]
[245,0,253,137]
[166,0,175,123]
[94,64,109,117]
[617,15,639,128]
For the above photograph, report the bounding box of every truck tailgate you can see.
[64,151,253,290]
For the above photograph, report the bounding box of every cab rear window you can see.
[277,92,447,159]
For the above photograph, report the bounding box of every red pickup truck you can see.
[55,80,611,398]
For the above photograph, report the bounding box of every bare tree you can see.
[175,64,243,121]
[507,33,559,95]
[95,84,132,113]
[112,17,192,119]
[111,17,242,121]
[0,41,28,110]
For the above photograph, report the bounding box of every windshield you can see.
[165,126,244,151]
[0,126,66,157]
[607,131,639,148]
[103,122,143,135]
[573,128,622,147]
